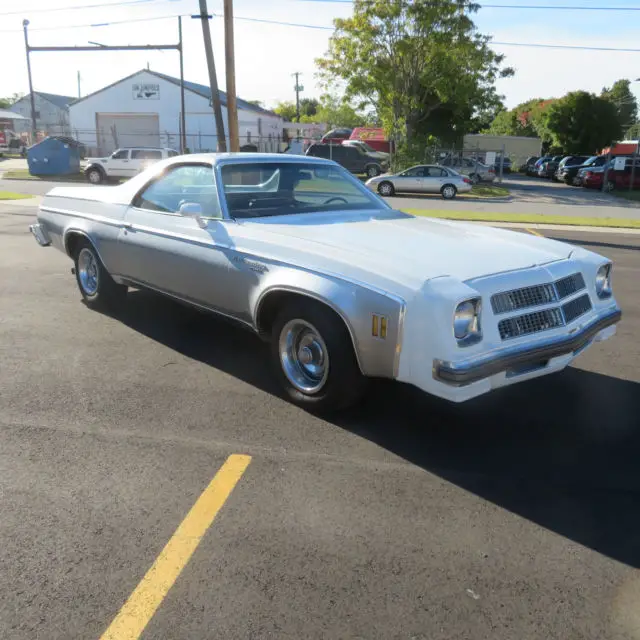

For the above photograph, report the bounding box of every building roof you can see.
[0,109,28,120]
[70,69,279,118]
[37,92,75,109]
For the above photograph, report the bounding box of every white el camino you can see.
[30,153,621,412]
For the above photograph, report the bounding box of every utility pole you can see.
[22,20,38,143]
[223,0,239,151]
[77,71,81,98]
[293,72,303,122]
[193,0,227,152]
[178,16,187,154]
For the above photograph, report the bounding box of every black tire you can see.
[366,164,381,178]
[86,166,105,184]
[270,299,367,413]
[469,173,480,185]
[377,181,395,197]
[441,184,457,200]
[73,238,126,310]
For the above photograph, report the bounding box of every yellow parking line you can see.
[526,227,544,237]
[99,454,252,640]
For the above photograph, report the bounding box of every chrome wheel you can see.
[378,182,393,196]
[470,173,480,185]
[77,248,99,295]
[88,169,102,184]
[442,185,456,199]
[367,165,380,178]
[279,319,329,394]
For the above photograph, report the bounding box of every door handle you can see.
[122,222,133,229]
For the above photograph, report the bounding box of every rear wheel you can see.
[469,173,480,185]
[270,299,366,413]
[366,164,381,178]
[377,181,395,196]
[441,184,457,200]
[606,181,616,192]
[73,238,126,310]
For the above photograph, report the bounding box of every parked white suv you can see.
[84,147,180,183]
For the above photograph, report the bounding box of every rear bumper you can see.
[29,223,51,247]
[433,306,621,387]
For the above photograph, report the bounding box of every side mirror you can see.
[179,202,207,228]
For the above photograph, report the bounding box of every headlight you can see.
[453,298,482,343]
[596,263,612,298]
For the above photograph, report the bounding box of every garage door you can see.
[96,113,160,154]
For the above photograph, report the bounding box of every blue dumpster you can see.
[27,136,81,176]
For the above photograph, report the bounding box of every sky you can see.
[2,0,640,112]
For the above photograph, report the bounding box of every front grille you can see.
[491,284,557,314]
[491,272,585,315]
[562,293,592,324]
[498,308,565,340]
[555,273,586,299]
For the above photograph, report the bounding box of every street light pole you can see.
[178,16,187,154]
[22,20,38,143]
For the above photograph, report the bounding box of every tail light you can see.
[489,167,495,174]
[586,171,593,177]
[463,177,471,184]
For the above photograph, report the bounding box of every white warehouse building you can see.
[69,69,284,155]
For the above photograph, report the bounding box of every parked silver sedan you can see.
[365,164,472,199]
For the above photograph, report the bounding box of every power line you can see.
[493,41,640,52]
[298,0,640,8]
[0,0,175,17]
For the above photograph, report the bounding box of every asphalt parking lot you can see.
[1,209,639,639]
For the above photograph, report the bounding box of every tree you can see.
[485,98,555,140]
[246,99,264,108]
[601,79,637,130]
[544,91,622,153]
[300,93,366,127]
[273,101,297,122]
[316,0,513,144]
[299,98,319,118]
[0,92,24,109]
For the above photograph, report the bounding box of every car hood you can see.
[238,211,572,293]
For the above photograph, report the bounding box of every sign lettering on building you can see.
[132,83,160,100]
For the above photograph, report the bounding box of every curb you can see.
[467,220,640,235]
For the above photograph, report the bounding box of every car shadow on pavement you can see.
[113,289,640,569]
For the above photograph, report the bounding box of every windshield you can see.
[220,162,386,219]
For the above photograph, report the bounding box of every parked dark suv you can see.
[552,155,589,182]
[306,143,388,177]
[561,155,607,186]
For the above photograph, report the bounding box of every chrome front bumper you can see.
[433,307,621,387]
[29,223,51,247]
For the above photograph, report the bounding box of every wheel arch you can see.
[64,228,106,265]
[255,287,365,374]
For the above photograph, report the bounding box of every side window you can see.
[111,149,129,160]
[133,164,221,217]
[401,167,423,177]
[167,150,180,158]
[131,149,162,160]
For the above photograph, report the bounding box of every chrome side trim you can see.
[433,307,621,387]
[120,277,256,331]
[29,223,51,247]
[393,302,406,378]
[41,206,124,229]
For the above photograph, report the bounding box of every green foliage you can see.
[0,93,23,109]
[246,99,264,107]
[316,0,512,146]
[273,101,298,122]
[299,98,319,118]
[299,93,367,128]
[485,98,553,139]
[601,79,638,129]
[544,91,622,153]
[626,122,640,140]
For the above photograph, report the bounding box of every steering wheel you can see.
[323,196,348,205]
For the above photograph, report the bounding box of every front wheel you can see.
[86,167,105,184]
[441,184,457,200]
[271,300,366,413]
[605,181,616,192]
[73,238,127,310]
[377,181,395,196]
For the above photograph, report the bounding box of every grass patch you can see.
[401,209,640,229]
[611,190,640,202]
[0,191,33,200]
[2,170,86,182]
[466,184,510,198]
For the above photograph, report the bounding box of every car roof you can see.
[166,152,337,167]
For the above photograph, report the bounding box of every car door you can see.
[107,149,131,177]
[393,166,423,192]
[117,163,240,316]
[421,166,446,192]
